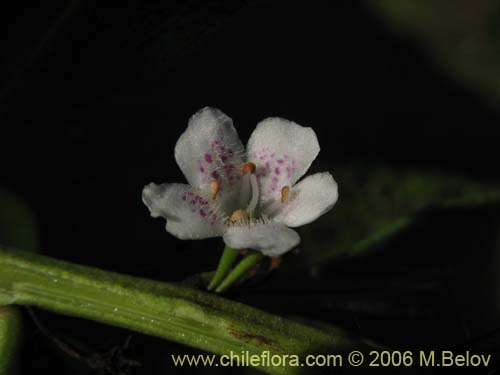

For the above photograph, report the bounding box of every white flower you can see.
[142,107,338,256]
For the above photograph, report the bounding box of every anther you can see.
[230,209,248,223]
[210,180,220,200]
[242,162,256,176]
[281,186,290,203]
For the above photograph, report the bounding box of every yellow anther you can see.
[242,162,256,176]
[281,186,290,203]
[229,209,248,223]
[210,180,220,200]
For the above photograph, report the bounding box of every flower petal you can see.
[223,222,300,256]
[246,117,320,202]
[274,172,338,227]
[175,107,245,210]
[142,182,225,239]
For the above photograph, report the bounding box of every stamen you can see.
[281,186,290,203]
[247,173,260,214]
[242,162,256,176]
[210,180,220,200]
[230,209,248,223]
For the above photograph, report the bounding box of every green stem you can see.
[0,188,40,374]
[0,247,373,375]
[0,307,21,375]
[207,245,239,291]
[215,251,264,293]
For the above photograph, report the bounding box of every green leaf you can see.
[0,247,376,375]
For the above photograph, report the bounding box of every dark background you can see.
[2,0,500,374]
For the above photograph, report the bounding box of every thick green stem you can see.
[207,245,239,291]
[0,247,373,374]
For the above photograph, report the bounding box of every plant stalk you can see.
[0,247,374,374]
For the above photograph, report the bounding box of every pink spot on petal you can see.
[205,154,213,163]
[275,167,280,175]
[211,171,219,179]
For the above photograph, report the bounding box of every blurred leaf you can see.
[294,163,500,267]
[0,188,38,375]
[368,0,500,105]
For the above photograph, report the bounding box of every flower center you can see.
[227,162,260,222]
[226,162,292,223]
